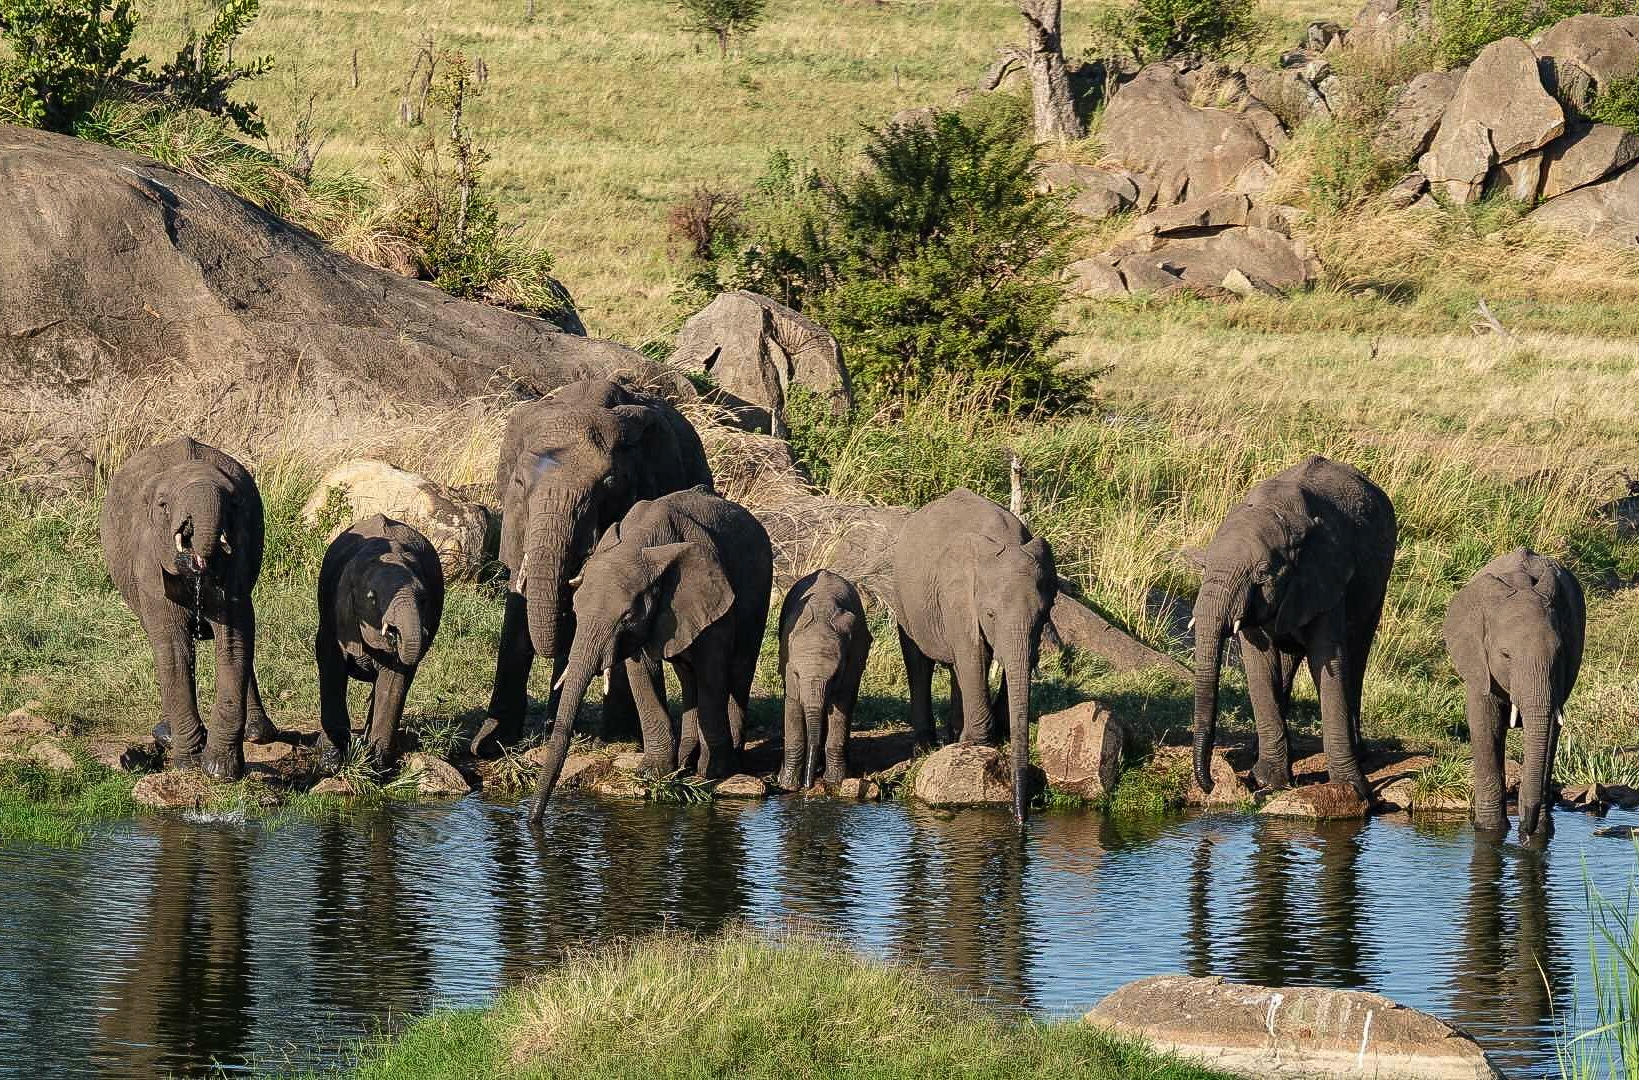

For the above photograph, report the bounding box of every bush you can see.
[1429,0,1627,68]
[0,0,141,132]
[1590,74,1639,133]
[710,98,1085,411]
[677,0,768,57]
[1088,0,1265,65]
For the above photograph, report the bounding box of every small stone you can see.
[834,777,881,801]
[133,770,214,810]
[715,773,768,798]
[403,752,470,797]
[911,744,1015,808]
[611,751,645,773]
[310,776,356,797]
[1558,782,1607,811]
[1260,782,1371,820]
[1377,776,1415,811]
[872,758,913,785]
[26,739,75,772]
[1221,268,1278,298]
[1604,784,1639,810]
[243,740,294,765]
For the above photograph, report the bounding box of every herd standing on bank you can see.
[96,378,1584,840]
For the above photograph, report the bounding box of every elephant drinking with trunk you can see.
[528,487,773,822]
[1190,455,1396,802]
[777,570,871,790]
[315,514,445,774]
[893,488,1057,823]
[477,378,712,758]
[100,437,276,780]
[1445,547,1584,842]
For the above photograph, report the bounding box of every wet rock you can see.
[714,773,768,799]
[133,770,214,810]
[1529,161,1639,246]
[1540,122,1639,200]
[1260,781,1371,819]
[310,776,356,797]
[301,460,493,581]
[911,744,1014,808]
[1558,782,1608,811]
[1603,784,1639,810]
[1037,701,1125,799]
[403,752,470,797]
[834,777,881,801]
[1085,975,1504,1080]
[1374,71,1459,164]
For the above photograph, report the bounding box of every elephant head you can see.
[500,403,661,665]
[783,602,868,790]
[1481,573,1570,841]
[343,554,433,669]
[972,534,1056,822]
[1190,508,1342,792]
[527,535,733,820]
[153,465,241,580]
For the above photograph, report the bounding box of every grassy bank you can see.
[327,932,1233,1079]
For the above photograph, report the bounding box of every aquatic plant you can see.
[1556,846,1639,1079]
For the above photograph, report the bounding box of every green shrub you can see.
[1429,0,1626,69]
[0,0,141,132]
[713,97,1085,411]
[1088,0,1265,65]
[677,0,768,57]
[1589,74,1639,133]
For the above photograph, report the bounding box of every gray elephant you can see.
[1444,548,1584,842]
[100,437,275,780]
[1190,455,1396,802]
[477,377,713,758]
[315,514,446,774]
[527,486,773,821]
[777,570,871,791]
[893,488,1056,823]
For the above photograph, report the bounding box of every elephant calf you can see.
[101,437,276,780]
[1445,548,1584,842]
[893,488,1057,823]
[528,486,773,821]
[777,570,871,791]
[315,515,445,774]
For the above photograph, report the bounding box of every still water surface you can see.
[0,796,1634,1078]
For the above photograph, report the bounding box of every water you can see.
[0,797,1634,1078]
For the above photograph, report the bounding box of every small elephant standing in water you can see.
[315,515,445,774]
[1445,548,1584,842]
[777,570,871,791]
[528,486,773,821]
[893,488,1057,823]
[1190,455,1396,803]
[100,437,276,780]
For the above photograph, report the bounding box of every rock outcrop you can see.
[300,460,494,580]
[1086,975,1504,1080]
[1533,14,1639,112]
[1529,161,1639,245]
[1035,162,1151,221]
[1420,37,1565,204]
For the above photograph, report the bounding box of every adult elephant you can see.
[527,487,773,821]
[100,437,276,780]
[475,378,713,757]
[893,488,1057,823]
[1445,548,1584,842]
[1190,455,1396,802]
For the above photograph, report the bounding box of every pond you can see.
[0,796,1633,1078]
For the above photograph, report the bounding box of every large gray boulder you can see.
[670,290,850,436]
[1373,70,1459,164]
[1086,975,1504,1080]
[1529,162,1639,246]
[1541,122,1639,200]
[1533,14,1639,112]
[1037,702,1125,799]
[299,460,494,580]
[1035,162,1149,220]
[1100,65,1278,207]
[1419,37,1565,204]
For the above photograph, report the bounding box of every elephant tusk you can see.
[175,532,185,553]
[1231,618,1243,637]
[1509,703,1521,729]
[601,669,612,696]
[1186,616,1195,633]
[219,531,232,555]
[568,572,585,589]
[513,553,528,594]
[552,668,568,691]
[1557,709,1566,729]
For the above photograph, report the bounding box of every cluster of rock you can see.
[1040,6,1639,298]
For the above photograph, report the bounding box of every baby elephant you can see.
[315,515,445,774]
[777,570,872,791]
[1445,547,1584,843]
[101,437,275,781]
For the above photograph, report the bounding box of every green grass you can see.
[0,758,137,847]
[1558,844,1639,1080]
[330,931,1235,1080]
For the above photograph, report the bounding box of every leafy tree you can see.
[1089,0,1263,64]
[677,0,768,58]
[149,0,273,137]
[0,0,141,132]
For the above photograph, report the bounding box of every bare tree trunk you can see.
[1018,0,1084,145]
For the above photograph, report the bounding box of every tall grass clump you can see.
[0,758,137,847]
[1557,850,1639,1080]
[1430,0,1628,68]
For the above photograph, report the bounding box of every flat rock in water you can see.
[1260,781,1371,819]
[1085,974,1503,1079]
[404,753,470,797]
[133,770,214,810]
[714,774,768,799]
[555,753,611,790]
[834,777,881,802]
[911,744,1013,808]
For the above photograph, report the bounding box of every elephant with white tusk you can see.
[1445,547,1584,843]
[100,437,276,781]
[315,515,445,775]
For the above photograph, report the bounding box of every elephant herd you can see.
[94,378,1584,840]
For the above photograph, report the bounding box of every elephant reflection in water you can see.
[1446,836,1567,1065]
[310,814,433,1020]
[773,801,861,930]
[889,810,1032,1005]
[98,820,253,1077]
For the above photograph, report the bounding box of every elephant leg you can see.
[1343,591,1385,758]
[1468,686,1508,831]
[953,648,995,745]
[1241,632,1294,791]
[315,632,352,774]
[203,606,254,782]
[899,627,937,750]
[628,654,677,775]
[143,599,204,762]
[1307,612,1369,802]
[726,652,755,755]
[365,666,411,770]
[676,666,702,774]
[477,592,534,757]
[245,665,277,744]
[989,671,1009,749]
[597,660,645,745]
[825,668,860,785]
[778,682,806,791]
[691,662,734,781]
[945,672,962,746]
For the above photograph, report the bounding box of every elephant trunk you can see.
[523,537,569,664]
[527,624,611,824]
[1516,665,1556,841]
[800,674,827,789]
[1191,585,1235,795]
[1003,637,1034,825]
[385,591,425,668]
[179,484,226,572]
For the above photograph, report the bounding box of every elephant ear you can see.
[1272,514,1352,638]
[829,609,858,641]
[612,404,658,447]
[1022,536,1056,583]
[643,541,733,659]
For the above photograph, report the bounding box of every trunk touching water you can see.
[527,624,612,823]
[1516,664,1556,839]
[1191,583,1235,794]
[1004,638,1033,824]
[800,675,827,789]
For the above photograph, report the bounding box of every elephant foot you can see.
[822,768,850,788]
[1250,758,1292,792]
[244,711,279,745]
[1473,809,1509,833]
[202,742,244,782]
[168,749,203,773]
[317,742,346,777]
